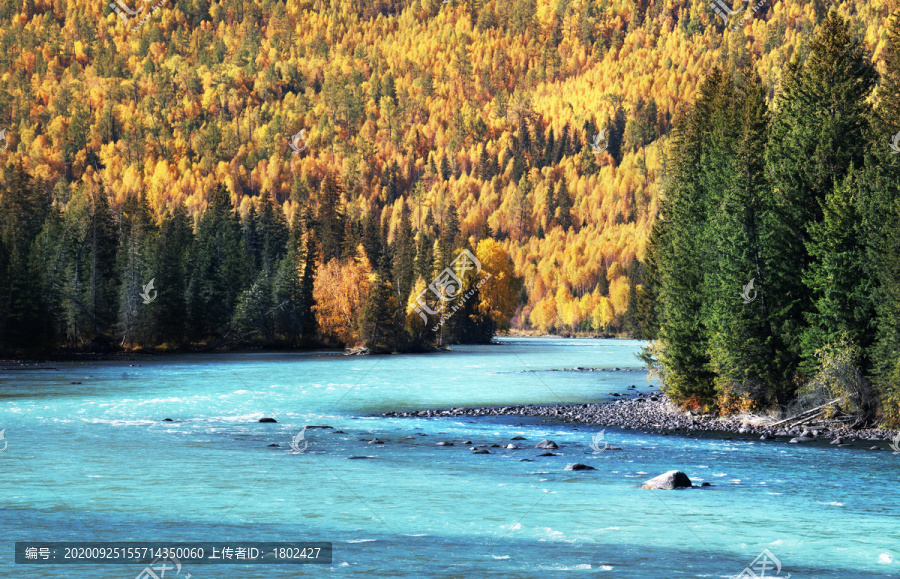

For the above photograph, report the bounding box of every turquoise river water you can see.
[0,337,897,578]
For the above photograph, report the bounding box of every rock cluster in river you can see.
[381,393,898,444]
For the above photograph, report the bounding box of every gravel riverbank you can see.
[383,392,900,447]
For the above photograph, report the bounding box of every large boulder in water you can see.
[641,470,692,490]
[565,463,596,471]
[258,417,277,423]
[536,440,558,449]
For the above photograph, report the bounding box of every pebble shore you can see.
[383,392,900,446]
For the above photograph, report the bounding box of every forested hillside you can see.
[0,0,897,355]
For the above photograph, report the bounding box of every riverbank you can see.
[383,392,900,446]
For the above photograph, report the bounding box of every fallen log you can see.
[768,397,845,427]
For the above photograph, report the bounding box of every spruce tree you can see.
[317,171,344,263]
[154,203,192,346]
[0,165,50,350]
[117,192,157,347]
[865,11,900,419]
[766,11,876,371]
[187,184,249,340]
[650,71,725,405]
[392,202,416,303]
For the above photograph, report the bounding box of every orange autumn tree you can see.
[313,252,373,346]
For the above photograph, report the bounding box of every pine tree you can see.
[187,184,249,340]
[766,11,876,371]
[702,73,791,404]
[360,269,399,352]
[257,190,289,275]
[117,192,157,347]
[865,11,900,421]
[439,205,460,267]
[317,171,344,263]
[86,187,119,343]
[802,168,875,373]
[555,175,573,231]
[392,202,416,303]
[362,209,383,266]
[0,164,50,350]
[415,229,434,281]
[154,203,192,346]
[650,71,725,405]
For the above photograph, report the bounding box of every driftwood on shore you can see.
[344,346,370,356]
[768,397,846,428]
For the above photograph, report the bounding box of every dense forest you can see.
[1,0,900,419]
[648,12,900,425]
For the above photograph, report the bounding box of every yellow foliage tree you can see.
[475,238,520,332]
[313,253,372,345]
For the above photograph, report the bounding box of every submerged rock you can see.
[472,449,490,454]
[506,444,519,449]
[536,440,559,449]
[258,417,277,423]
[436,441,454,446]
[565,463,596,471]
[537,452,557,457]
[267,444,279,447]
[368,438,385,444]
[641,470,692,490]
[163,418,173,422]
[511,436,527,440]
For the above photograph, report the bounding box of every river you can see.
[0,337,896,577]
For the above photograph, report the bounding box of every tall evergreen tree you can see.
[154,203,192,346]
[187,184,248,340]
[766,11,876,371]
[117,192,156,347]
[865,11,900,420]
[650,71,726,405]
[0,165,50,350]
[392,202,416,303]
[317,171,344,263]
